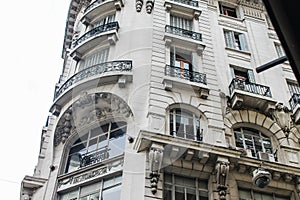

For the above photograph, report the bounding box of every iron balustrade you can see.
[81,148,110,167]
[165,25,202,42]
[165,65,207,84]
[170,0,199,7]
[289,93,300,110]
[55,60,132,98]
[84,0,107,13]
[171,129,203,142]
[72,22,119,48]
[229,78,272,97]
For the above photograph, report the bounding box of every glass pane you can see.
[109,128,126,158]
[98,134,108,149]
[70,143,86,155]
[88,138,98,152]
[89,192,100,200]
[199,190,209,200]
[74,134,89,144]
[198,180,208,189]
[111,122,126,130]
[175,186,185,200]
[67,154,82,172]
[80,182,101,197]
[186,188,196,200]
[102,185,121,200]
[239,189,251,200]
[91,125,108,138]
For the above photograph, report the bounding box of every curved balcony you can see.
[289,93,300,123]
[83,0,124,23]
[71,22,119,56]
[229,78,276,114]
[51,61,133,113]
[164,25,205,55]
[163,65,209,99]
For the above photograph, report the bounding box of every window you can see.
[164,174,208,200]
[170,47,193,80]
[65,121,127,173]
[94,14,116,27]
[169,108,202,141]
[235,127,272,158]
[219,2,238,18]
[224,30,249,51]
[59,175,122,200]
[170,15,192,30]
[230,66,255,83]
[79,48,109,71]
[287,80,300,95]
[274,43,285,57]
[239,188,289,200]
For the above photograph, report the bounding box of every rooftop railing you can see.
[165,25,202,42]
[72,22,119,48]
[229,78,272,98]
[165,65,207,84]
[55,60,132,99]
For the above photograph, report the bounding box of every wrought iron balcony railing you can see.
[84,0,107,13]
[55,60,132,98]
[72,22,119,48]
[165,65,207,84]
[81,148,110,167]
[170,0,199,7]
[165,25,202,42]
[289,93,300,110]
[229,78,272,98]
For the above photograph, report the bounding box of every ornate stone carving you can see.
[148,143,164,194]
[215,157,230,200]
[272,102,292,137]
[146,0,155,14]
[136,0,143,12]
[54,92,133,146]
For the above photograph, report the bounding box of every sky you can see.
[0,0,69,199]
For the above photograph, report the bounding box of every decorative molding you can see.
[136,0,143,12]
[268,32,279,40]
[54,92,133,146]
[218,19,247,32]
[148,143,164,194]
[146,0,155,14]
[271,102,292,137]
[215,157,230,200]
[238,0,264,10]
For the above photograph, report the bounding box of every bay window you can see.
[65,121,127,173]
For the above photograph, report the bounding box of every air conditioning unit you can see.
[258,152,275,162]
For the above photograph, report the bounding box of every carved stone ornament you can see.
[148,143,164,194]
[136,0,143,12]
[215,157,230,200]
[146,0,155,14]
[271,102,292,137]
[54,92,133,146]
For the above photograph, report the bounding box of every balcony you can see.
[82,0,124,23]
[71,22,119,57]
[52,60,132,107]
[229,78,276,114]
[289,93,300,123]
[164,0,201,19]
[164,25,205,55]
[163,65,209,98]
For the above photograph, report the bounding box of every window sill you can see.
[225,47,251,56]
[219,14,243,22]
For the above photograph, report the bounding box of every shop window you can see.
[219,2,238,18]
[234,127,273,159]
[65,121,127,173]
[164,174,208,200]
[169,108,203,142]
[59,175,122,200]
[239,188,289,200]
[224,30,249,51]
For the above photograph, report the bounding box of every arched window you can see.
[234,127,273,159]
[169,108,203,142]
[66,121,127,173]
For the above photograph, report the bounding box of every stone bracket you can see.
[148,143,164,194]
[215,156,230,200]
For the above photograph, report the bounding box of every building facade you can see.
[21,0,300,199]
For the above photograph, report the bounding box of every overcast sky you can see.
[0,0,69,199]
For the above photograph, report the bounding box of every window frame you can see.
[65,121,127,173]
[164,173,209,200]
[238,188,290,200]
[234,127,273,158]
[224,29,249,52]
[219,2,238,18]
[169,108,203,142]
